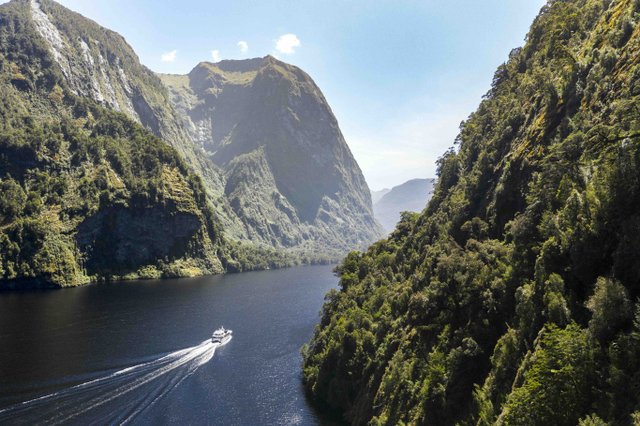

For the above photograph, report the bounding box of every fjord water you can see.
[0,265,337,425]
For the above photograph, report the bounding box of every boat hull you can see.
[212,335,232,346]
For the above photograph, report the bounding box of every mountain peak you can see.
[162,53,381,248]
[373,178,435,231]
[190,55,305,82]
[195,56,268,74]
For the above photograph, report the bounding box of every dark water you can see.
[0,265,338,425]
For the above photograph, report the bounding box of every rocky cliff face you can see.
[160,58,382,251]
[0,0,227,288]
[22,0,381,255]
[29,0,139,121]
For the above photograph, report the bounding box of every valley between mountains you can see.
[3,0,640,425]
[0,0,382,288]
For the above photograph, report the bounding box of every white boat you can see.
[211,326,232,345]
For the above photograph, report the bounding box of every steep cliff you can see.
[0,0,382,287]
[0,0,230,288]
[160,58,382,253]
[304,0,640,424]
[6,0,251,242]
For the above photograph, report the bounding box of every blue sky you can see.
[15,0,546,189]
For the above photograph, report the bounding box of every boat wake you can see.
[0,340,218,425]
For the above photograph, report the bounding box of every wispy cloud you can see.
[275,34,300,54]
[160,49,178,63]
[211,49,221,62]
[237,41,249,54]
[346,97,477,190]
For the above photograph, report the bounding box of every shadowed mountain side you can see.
[0,0,381,282]
[160,57,382,250]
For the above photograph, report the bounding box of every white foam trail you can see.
[0,339,220,425]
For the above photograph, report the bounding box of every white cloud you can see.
[275,34,301,54]
[211,49,221,62]
[160,49,178,63]
[237,41,249,54]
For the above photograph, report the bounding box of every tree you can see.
[586,277,632,342]
[0,178,26,223]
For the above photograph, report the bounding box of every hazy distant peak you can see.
[371,188,391,204]
[373,178,435,232]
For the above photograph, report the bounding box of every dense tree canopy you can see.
[0,1,307,287]
[304,0,640,424]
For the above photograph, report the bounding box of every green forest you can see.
[0,1,308,288]
[0,0,378,289]
[303,0,640,424]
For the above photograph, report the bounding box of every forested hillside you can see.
[0,0,293,288]
[0,59,224,286]
[303,0,640,424]
[0,0,382,288]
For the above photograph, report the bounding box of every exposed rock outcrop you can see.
[161,58,382,251]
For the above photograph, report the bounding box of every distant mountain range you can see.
[372,179,435,231]
[370,188,391,204]
[0,0,381,288]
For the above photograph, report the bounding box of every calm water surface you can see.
[0,265,339,425]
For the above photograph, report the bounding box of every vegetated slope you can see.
[304,0,640,424]
[0,0,227,287]
[0,0,381,288]
[5,0,247,238]
[373,178,435,231]
[20,0,382,256]
[160,58,382,255]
